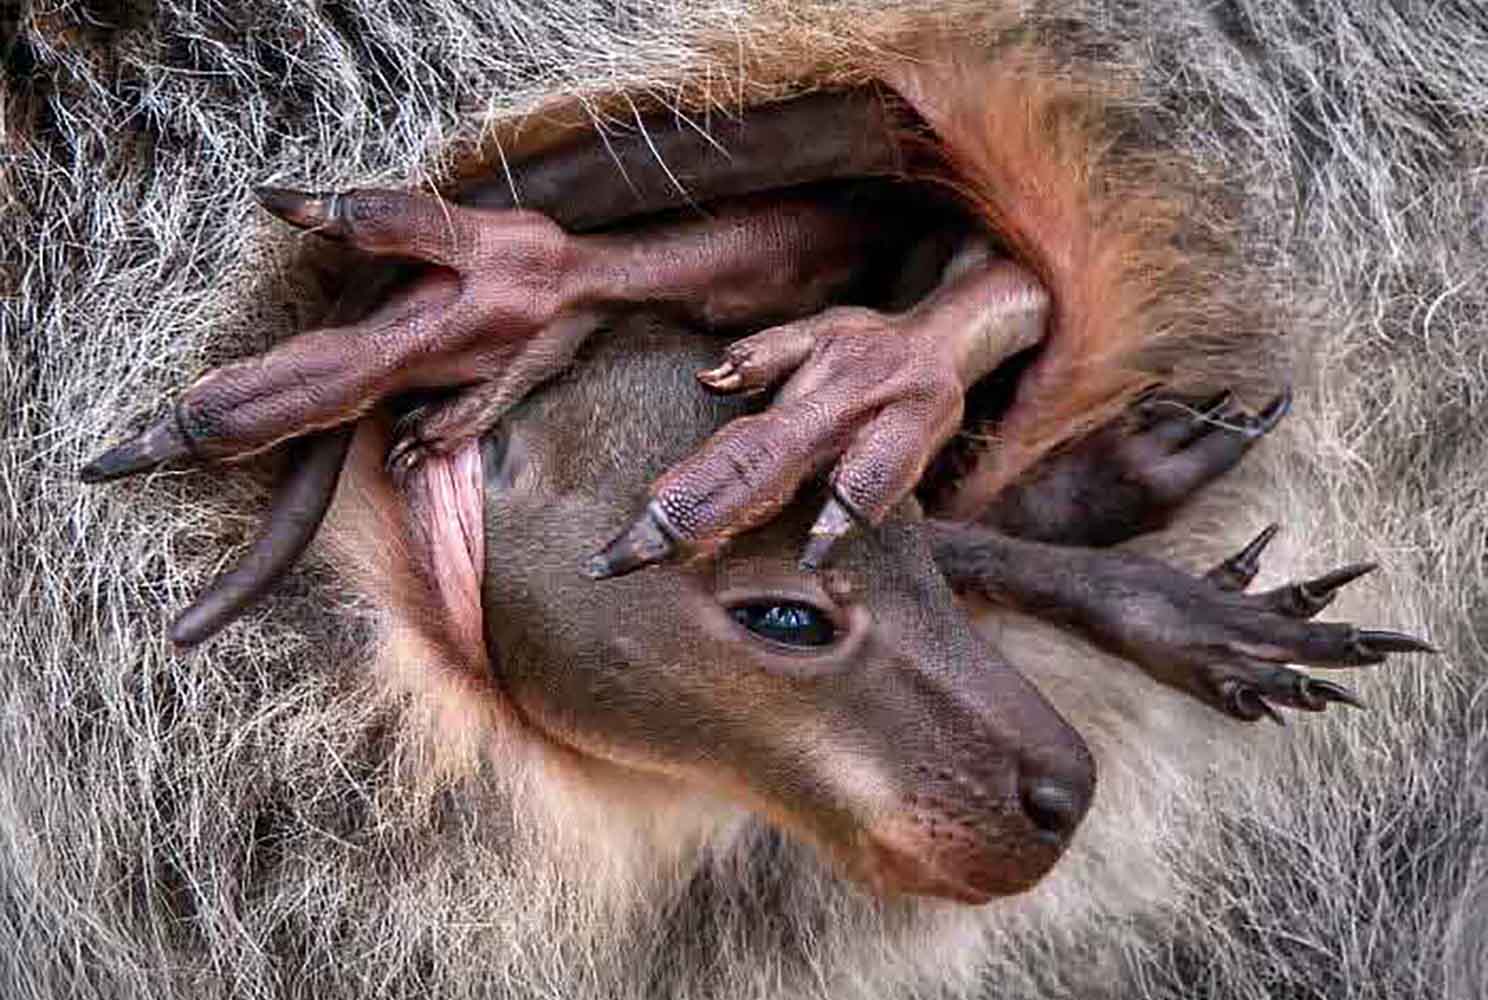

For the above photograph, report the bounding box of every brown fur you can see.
[886,52,1193,508]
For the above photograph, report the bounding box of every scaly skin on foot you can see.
[588,253,1050,577]
[927,520,1434,723]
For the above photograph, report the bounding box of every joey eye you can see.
[730,602,836,648]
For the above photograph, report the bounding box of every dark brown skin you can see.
[454,89,910,228]
[981,388,1293,547]
[925,520,1433,722]
[481,319,1095,901]
[167,428,352,648]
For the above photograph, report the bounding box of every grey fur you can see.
[3,2,1485,998]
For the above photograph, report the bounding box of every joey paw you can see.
[591,258,1049,578]
[1169,525,1433,723]
[985,387,1291,547]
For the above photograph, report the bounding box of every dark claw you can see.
[1206,523,1279,591]
[169,430,350,647]
[1304,561,1377,598]
[587,502,677,580]
[80,413,194,483]
[1248,386,1292,435]
[1357,629,1437,656]
[1302,678,1365,710]
[1277,562,1377,616]
[697,360,743,394]
[1225,683,1286,726]
[799,496,854,571]
[253,186,348,239]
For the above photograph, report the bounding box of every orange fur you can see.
[884,50,1187,515]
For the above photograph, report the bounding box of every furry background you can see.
[3,1,1485,998]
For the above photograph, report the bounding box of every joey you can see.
[474,318,1095,901]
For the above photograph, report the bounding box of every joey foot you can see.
[82,187,899,484]
[927,521,1434,723]
[588,254,1051,579]
[983,387,1291,547]
[81,187,575,480]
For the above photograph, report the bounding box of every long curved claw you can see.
[1261,561,1377,617]
[1301,677,1364,710]
[799,496,856,571]
[169,430,351,648]
[586,502,678,581]
[1222,682,1285,726]
[1357,629,1437,656]
[253,186,347,237]
[1204,523,1280,591]
[81,413,194,483]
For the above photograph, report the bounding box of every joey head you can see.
[478,315,1095,902]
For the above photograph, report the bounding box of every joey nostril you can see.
[1020,779,1083,838]
[1018,748,1094,841]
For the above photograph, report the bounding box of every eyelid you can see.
[731,601,836,648]
[709,587,869,677]
[715,587,848,633]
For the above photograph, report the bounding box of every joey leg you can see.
[926,520,1433,722]
[81,189,577,480]
[982,388,1291,547]
[83,190,902,483]
[589,251,1052,578]
[457,89,909,230]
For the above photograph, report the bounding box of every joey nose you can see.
[1018,749,1095,841]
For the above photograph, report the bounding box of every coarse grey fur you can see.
[2,2,1485,998]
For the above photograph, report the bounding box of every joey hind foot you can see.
[81,186,574,648]
[928,521,1434,724]
[83,186,574,480]
[984,387,1291,547]
[590,256,1050,579]
[1116,525,1429,722]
